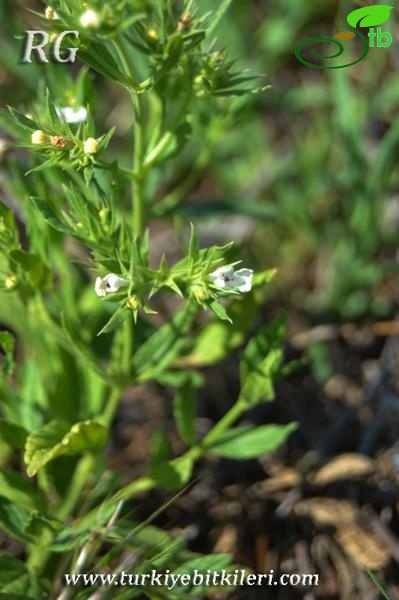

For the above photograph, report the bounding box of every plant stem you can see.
[202,400,245,447]
[113,37,145,236]
[56,454,96,521]
[99,385,122,427]
[96,400,247,510]
[132,94,144,236]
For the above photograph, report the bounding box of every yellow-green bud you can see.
[98,207,109,221]
[83,137,99,155]
[31,130,48,145]
[126,296,140,310]
[192,285,209,302]
[75,222,84,230]
[147,28,159,41]
[4,276,17,290]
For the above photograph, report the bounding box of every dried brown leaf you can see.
[313,453,374,487]
[295,498,390,569]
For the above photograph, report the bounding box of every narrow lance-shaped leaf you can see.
[97,306,130,337]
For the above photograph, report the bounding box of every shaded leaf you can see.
[131,302,197,380]
[0,420,27,450]
[0,332,15,377]
[173,381,196,445]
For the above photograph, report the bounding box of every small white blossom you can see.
[79,8,101,29]
[95,274,129,297]
[56,106,87,124]
[209,266,254,293]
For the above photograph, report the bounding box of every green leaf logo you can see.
[347,5,393,28]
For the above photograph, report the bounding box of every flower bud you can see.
[83,137,99,155]
[4,276,17,290]
[50,135,70,148]
[79,8,101,29]
[177,11,192,32]
[126,296,140,310]
[147,28,159,41]
[192,285,209,302]
[45,6,59,20]
[31,130,48,145]
[98,207,109,221]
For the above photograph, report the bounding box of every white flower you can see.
[209,266,254,293]
[56,106,87,124]
[79,8,101,29]
[95,274,129,297]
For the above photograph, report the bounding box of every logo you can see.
[295,5,394,69]
[21,30,79,64]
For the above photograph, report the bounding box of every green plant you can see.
[0,1,295,597]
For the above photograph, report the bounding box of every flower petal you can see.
[234,268,254,278]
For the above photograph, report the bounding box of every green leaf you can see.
[131,302,197,380]
[0,554,44,597]
[347,5,393,28]
[148,451,194,491]
[149,432,172,468]
[188,223,199,261]
[0,498,34,544]
[252,269,277,288]
[0,420,27,450]
[32,198,72,235]
[208,300,232,323]
[0,469,44,512]
[79,43,130,87]
[176,553,232,575]
[7,107,37,131]
[9,249,50,290]
[208,423,297,459]
[240,318,286,384]
[207,0,234,36]
[173,381,196,445]
[181,321,230,367]
[0,331,15,377]
[238,345,283,407]
[97,306,130,336]
[24,420,108,477]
